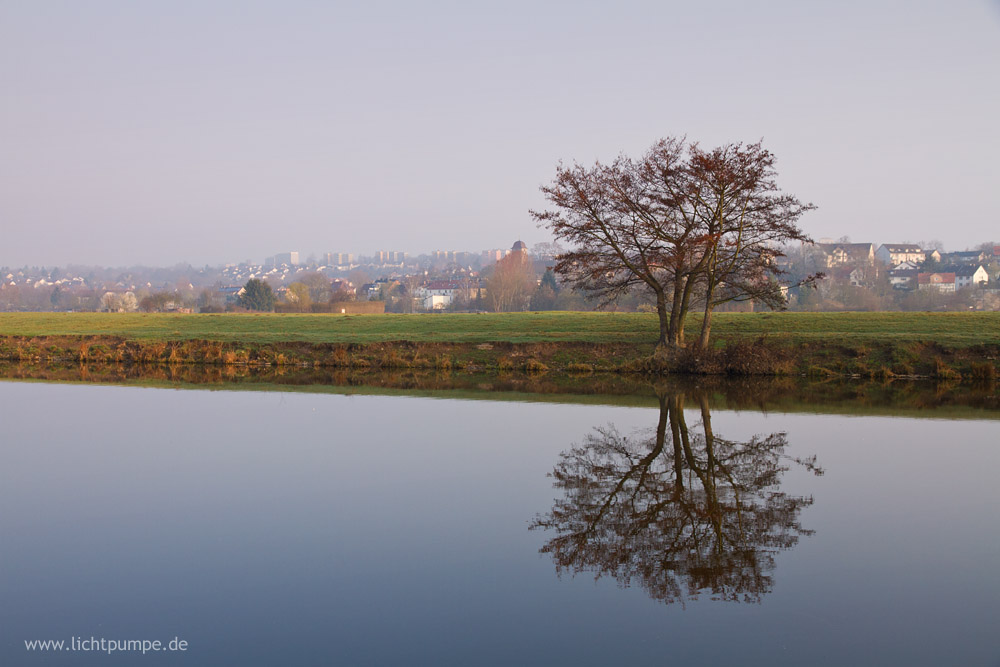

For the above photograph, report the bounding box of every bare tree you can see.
[485,251,535,312]
[683,142,817,349]
[138,291,176,312]
[297,272,333,303]
[532,139,696,348]
[533,137,816,351]
[329,286,357,303]
[284,282,312,312]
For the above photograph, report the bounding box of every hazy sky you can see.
[2,0,998,267]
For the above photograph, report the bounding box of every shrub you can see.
[968,362,996,383]
[932,357,960,380]
[891,363,915,377]
[566,362,594,373]
[719,338,792,376]
[523,359,549,373]
[330,347,350,367]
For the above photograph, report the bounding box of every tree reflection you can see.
[530,389,822,604]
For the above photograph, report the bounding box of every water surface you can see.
[1,379,997,665]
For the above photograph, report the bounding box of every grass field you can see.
[0,311,999,347]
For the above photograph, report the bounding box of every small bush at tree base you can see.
[967,362,996,383]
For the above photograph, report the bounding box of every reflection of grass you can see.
[1,363,997,420]
[2,311,1000,346]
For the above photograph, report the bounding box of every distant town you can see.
[2,238,998,313]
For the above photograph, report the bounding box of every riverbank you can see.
[0,311,998,380]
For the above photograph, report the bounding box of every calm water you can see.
[1,380,998,665]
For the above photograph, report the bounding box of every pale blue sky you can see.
[2,0,998,267]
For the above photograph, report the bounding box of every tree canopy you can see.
[532,137,816,350]
[238,278,276,312]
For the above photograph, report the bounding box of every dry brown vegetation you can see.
[0,331,998,382]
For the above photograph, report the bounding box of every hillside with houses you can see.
[776,241,998,312]
[2,239,998,314]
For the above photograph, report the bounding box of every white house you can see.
[893,260,922,271]
[888,267,918,289]
[943,264,989,289]
[815,243,875,268]
[848,267,870,287]
[416,280,463,310]
[422,294,452,310]
[876,244,925,267]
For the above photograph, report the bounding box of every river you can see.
[1,375,997,665]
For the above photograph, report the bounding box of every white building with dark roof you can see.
[875,244,925,267]
[815,243,875,268]
[940,264,989,288]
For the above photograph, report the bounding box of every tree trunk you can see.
[697,305,714,351]
[668,277,686,347]
[655,289,670,352]
[678,272,703,347]
[697,284,716,351]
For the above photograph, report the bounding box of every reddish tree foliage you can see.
[532,137,817,350]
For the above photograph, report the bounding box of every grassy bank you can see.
[0,311,998,380]
[1,311,999,346]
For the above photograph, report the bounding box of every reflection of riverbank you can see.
[0,361,998,417]
[531,389,823,605]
